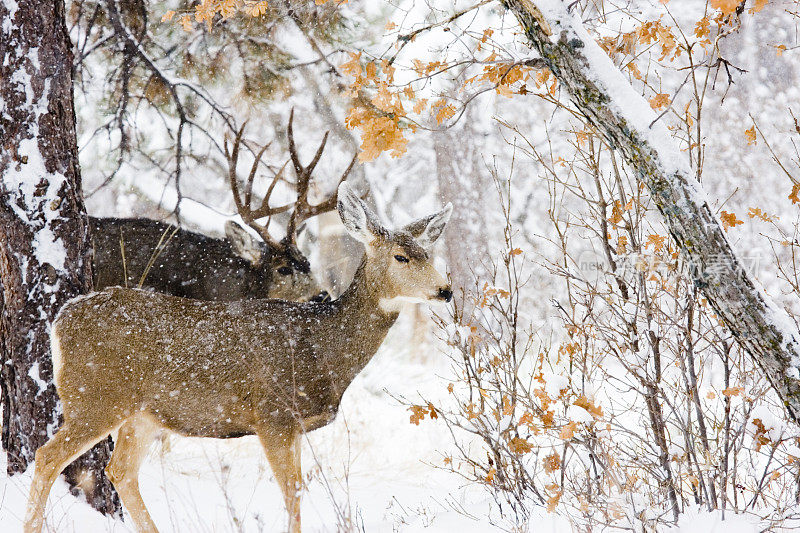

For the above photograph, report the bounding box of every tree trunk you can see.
[503,0,800,422]
[434,107,494,317]
[0,0,120,515]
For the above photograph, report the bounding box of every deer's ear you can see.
[337,182,382,244]
[405,203,452,249]
[225,220,263,266]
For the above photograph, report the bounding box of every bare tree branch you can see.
[503,0,800,422]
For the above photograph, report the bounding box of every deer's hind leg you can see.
[258,427,302,533]
[24,421,118,533]
[105,413,161,533]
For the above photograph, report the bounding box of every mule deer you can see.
[90,216,324,302]
[91,112,355,303]
[24,182,452,533]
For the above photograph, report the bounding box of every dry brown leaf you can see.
[720,211,744,231]
[790,183,800,204]
[573,396,604,418]
[722,386,744,397]
[560,421,578,440]
[509,437,534,455]
[543,452,561,474]
[745,126,757,145]
[547,491,562,512]
[649,93,670,110]
[710,0,740,15]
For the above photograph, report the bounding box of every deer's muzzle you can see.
[437,287,453,302]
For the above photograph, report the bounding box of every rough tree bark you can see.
[0,0,119,514]
[503,0,800,421]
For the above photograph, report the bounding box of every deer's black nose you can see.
[310,290,330,303]
[438,287,453,302]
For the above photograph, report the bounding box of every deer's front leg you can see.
[259,427,302,533]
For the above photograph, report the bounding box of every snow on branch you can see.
[503,0,800,421]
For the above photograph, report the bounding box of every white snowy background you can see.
[3,0,800,531]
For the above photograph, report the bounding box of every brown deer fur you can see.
[90,216,322,302]
[24,182,452,533]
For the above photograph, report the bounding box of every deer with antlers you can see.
[24,181,452,533]
[90,112,353,303]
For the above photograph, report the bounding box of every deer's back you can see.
[53,287,339,436]
[90,217,271,300]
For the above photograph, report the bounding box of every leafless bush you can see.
[416,141,800,530]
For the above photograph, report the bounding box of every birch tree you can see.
[0,0,118,513]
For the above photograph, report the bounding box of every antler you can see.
[226,112,358,250]
[285,109,358,244]
[225,123,289,250]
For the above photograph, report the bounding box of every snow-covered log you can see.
[503,0,800,421]
[0,0,118,513]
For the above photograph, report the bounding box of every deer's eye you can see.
[277,266,293,276]
[394,255,409,263]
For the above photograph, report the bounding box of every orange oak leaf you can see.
[560,421,578,439]
[722,386,744,397]
[745,126,757,145]
[509,437,533,454]
[645,234,667,251]
[543,452,561,474]
[409,405,427,425]
[608,200,623,224]
[720,210,743,231]
[748,0,768,14]
[790,183,800,204]
[710,0,740,15]
[649,93,670,110]
[547,491,562,512]
[573,396,603,418]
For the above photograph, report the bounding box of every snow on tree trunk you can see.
[0,0,119,514]
[503,0,800,422]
